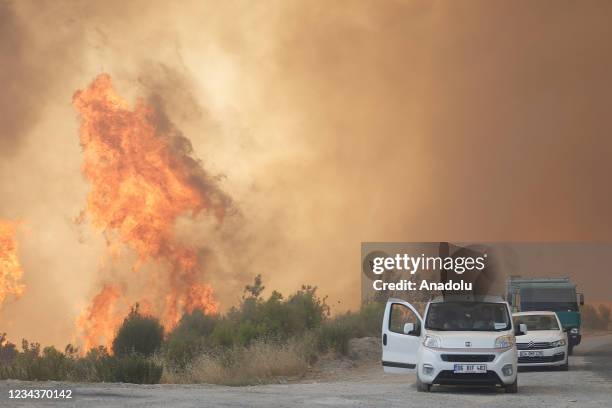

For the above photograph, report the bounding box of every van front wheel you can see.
[416,373,431,392]
[505,378,518,393]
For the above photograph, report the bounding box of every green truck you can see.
[506,277,584,354]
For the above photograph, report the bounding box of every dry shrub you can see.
[163,335,316,385]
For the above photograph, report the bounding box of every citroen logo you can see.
[465,341,471,347]
[528,340,535,348]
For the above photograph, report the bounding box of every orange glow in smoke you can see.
[0,219,25,309]
[73,74,226,350]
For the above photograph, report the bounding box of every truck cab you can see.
[382,295,525,393]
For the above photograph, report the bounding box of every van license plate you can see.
[519,351,543,357]
[453,364,487,374]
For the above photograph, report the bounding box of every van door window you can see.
[389,303,420,335]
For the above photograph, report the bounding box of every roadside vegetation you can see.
[0,276,384,385]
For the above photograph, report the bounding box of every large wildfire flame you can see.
[0,219,26,309]
[73,74,230,350]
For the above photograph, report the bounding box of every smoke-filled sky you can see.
[1,0,612,347]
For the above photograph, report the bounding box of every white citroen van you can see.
[381,295,526,393]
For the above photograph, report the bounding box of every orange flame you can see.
[73,74,228,350]
[0,219,26,309]
[77,283,122,351]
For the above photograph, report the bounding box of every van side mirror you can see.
[515,323,528,336]
[403,322,415,335]
[579,293,584,306]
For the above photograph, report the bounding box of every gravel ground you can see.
[1,334,610,408]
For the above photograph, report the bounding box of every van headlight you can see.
[570,328,579,334]
[494,335,515,349]
[551,339,566,347]
[423,334,441,349]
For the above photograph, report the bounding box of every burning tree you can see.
[73,74,232,350]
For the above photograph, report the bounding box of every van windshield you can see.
[425,302,511,331]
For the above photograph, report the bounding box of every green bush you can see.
[198,278,330,350]
[165,277,381,365]
[36,346,70,380]
[165,310,218,367]
[72,346,116,382]
[209,318,238,348]
[0,341,75,381]
[112,305,164,357]
[317,302,384,355]
[110,353,163,384]
[163,276,332,370]
[318,318,353,355]
[0,342,162,384]
[285,286,329,333]
[0,333,17,366]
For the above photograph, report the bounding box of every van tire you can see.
[505,378,518,393]
[568,345,574,355]
[416,373,431,392]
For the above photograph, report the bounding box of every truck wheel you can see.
[416,373,431,392]
[505,378,518,394]
[568,345,574,355]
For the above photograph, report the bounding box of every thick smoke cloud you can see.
[0,1,43,155]
[1,0,612,347]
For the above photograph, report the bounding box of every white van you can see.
[381,295,526,393]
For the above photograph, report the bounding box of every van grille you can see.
[440,354,495,362]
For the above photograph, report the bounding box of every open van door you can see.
[381,298,423,373]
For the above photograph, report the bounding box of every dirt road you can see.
[2,334,611,408]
